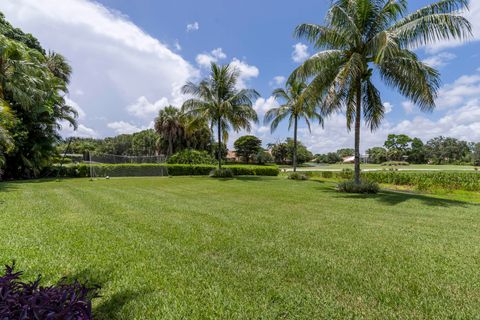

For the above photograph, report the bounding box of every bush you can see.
[337,180,380,194]
[321,171,334,179]
[381,161,410,166]
[0,263,98,319]
[209,168,234,178]
[288,172,309,180]
[167,149,215,165]
[340,168,354,179]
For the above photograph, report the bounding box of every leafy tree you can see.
[182,63,259,170]
[366,147,388,164]
[336,148,354,158]
[255,149,273,165]
[268,142,289,164]
[425,136,471,164]
[264,79,322,172]
[317,152,342,164]
[384,134,412,161]
[234,135,262,163]
[131,129,159,156]
[408,137,427,164]
[473,143,480,166]
[285,138,313,164]
[154,106,184,156]
[293,0,471,184]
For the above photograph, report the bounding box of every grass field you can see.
[1,177,480,319]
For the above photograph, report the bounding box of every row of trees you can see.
[0,13,78,179]
[367,134,480,165]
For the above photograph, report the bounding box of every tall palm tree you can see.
[293,0,471,184]
[182,63,259,169]
[154,106,184,156]
[264,79,323,172]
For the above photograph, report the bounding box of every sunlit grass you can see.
[1,177,479,319]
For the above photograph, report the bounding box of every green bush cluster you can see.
[337,180,380,194]
[288,172,309,180]
[48,163,279,177]
[381,161,410,166]
[209,168,234,178]
[167,149,215,165]
[363,171,480,191]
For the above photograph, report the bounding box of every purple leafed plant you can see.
[0,263,99,319]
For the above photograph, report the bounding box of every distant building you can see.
[227,150,240,162]
[343,155,368,163]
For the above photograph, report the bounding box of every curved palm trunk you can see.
[354,82,362,184]
[217,118,222,170]
[293,115,298,173]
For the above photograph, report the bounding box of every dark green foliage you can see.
[50,164,279,177]
[209,168,234,178]
[384,134,412,161]
[340,168,354,179]
[321,171,333,179]
[0,13,44,53]
[425,136,471,165]
[167,149,215,165]
[336,148,354,158]
[337,180,380,194]
[316,152,342,164]
[408,138,428,164]
[471,143,480,166]
[381,161,410,166]
[234,135,262,163]
[366,147,388,164]
[254,150,273,165]
[288,172,309,180]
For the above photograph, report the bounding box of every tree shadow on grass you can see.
[331,189,477,208]
[62,267,151,319]
[0,182,18,193]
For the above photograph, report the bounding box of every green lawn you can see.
[1,177,480,319]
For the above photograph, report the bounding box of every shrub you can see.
[321,171,333,179]
[288,172,309,180]
[167,149,215,165]
[0,263,98,319]
[340,168,354,179]
[337,180,380,194]
[209,168,234,178]
[381,161,410,166]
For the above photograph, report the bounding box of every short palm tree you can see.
[182,63,259,169]
[293,0,471,184]
[154,106,184,156]
[264,79,323,172]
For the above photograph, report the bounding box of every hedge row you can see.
[305,170,480,191]
[48,164,279,177]
[362,171,480,191]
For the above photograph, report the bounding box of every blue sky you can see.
[0,0,479,153]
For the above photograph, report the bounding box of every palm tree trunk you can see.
[217,118,222,170]
[293,115,298,173]
[354,82,362,185]
[168,138,173,157]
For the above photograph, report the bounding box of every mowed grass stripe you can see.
[0,177,479,319]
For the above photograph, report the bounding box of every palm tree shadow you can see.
[332,190,476,208]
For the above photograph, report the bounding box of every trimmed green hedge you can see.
[49,164,279,177]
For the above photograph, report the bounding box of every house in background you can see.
[227,150,240,162]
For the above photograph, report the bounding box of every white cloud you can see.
[107,121,152,135]
[270,76,286,87]
[126,96,169,119]
[61,123,97,138]
[383,102,393,114]
[195,47,227,68]
[422,52,456,68]
[402,101,415,114]
[0,0,198,137]
[230,58,259,89]
[253,96,278,114]
[186,21,199,32]
[292,43,309,63]
[436,73,480,109]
